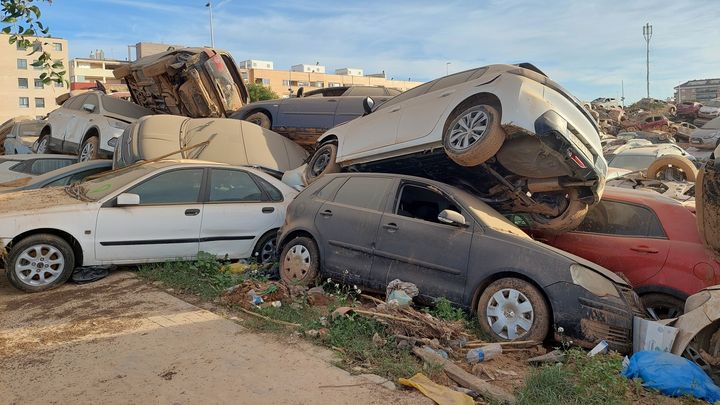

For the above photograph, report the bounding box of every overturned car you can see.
[114,47,249,118]
[303,64,607,232]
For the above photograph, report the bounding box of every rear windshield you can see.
[102,95,151,119]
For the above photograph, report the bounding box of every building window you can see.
[53,42,63,51]
[254,78,270,85]
[34,78,43,89]
[35,98,45,108]
[16,41,27,51]
[17,59,27,69]
[18,78,28,89]
[54,81,64,88]
[19,97,29,108]
[329,82,343,87]
[282,80,290,86]
[310,81,325,88]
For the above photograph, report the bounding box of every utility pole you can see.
[642,23,652,99]
[206,1,215,48]
[621,80,625,108]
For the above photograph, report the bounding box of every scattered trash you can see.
[466,343,502,363]
[527,349,565,365]
[270,301,282,308]
[387,289,412,307]
[224,262,250,274]
[622,351,720,402]
[422,345,449,360]
[72,266,111,284]
[633,317,679,353]
[247,289,264,306]
[220,279,289,309]
[398,373,474,405]
[588,340,609,357]
[386,279,419,300]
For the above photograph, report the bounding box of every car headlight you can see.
[570,264,620,298]
[108,118,129,130]
[107,137,118,147]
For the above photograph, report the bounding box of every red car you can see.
[677,101,703,118]
[529,187,720,318]
[624,115,670,132]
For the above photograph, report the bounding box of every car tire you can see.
[443,105,506,167]
[5,234,75,293]
[641,293,685,319]
[252,230,278,264]
[304,142,341,184]
[36,133,50,154]
[279,236,319,286]
[626,126,638,132]
[647,155,697,182]
[245,112,271,129]
[78,136,100,162]
[530,188,589,233]
[476,278,550,342]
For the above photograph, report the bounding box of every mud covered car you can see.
[114,47,249,118]
[277,172,644,352]
[697,144,720,258]
[113,115,308,173]
[304,64,606,232]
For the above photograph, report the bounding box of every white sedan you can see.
[0,160,298,292]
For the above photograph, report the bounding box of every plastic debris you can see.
[386,279,419,299]
[622,351,720,402]
[398,373,474,405]
[633,317,679,353]
[466,343,502,363]
[588,340,609,357]
[422,345,449,360]
[247,289,263,306]
[72,266,111,284]
[387,290,412,307]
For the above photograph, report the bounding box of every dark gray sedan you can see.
[231,86,400,147]
[276,172,646,352]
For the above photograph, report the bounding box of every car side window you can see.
[208,169,265,202]
[332,177,393,211]
[395,183,464,225]
[574,200,666,238]
[375,81,435,111]
[346,86,388,97]
[83,94,99,112]
[315,177,346,201]
[127,169,204,205]
[253,175,283,202]
[427,69,476,93]
[63,95,87,110]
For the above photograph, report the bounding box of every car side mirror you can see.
[296,87,304,98]
[438,209,467,227]
[107,137,118,148]
[363,97,375,115]
[82,103,96,113]
[116,192,140,206]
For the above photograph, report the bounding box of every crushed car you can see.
[303,64,606,232]
[0,160,297,292]
[36,91,154,161]
[276,172,645,352]
[606,144,698,182]
[112,115,308,175]
[1,116,44,155]
[113,47,249,118]
[232,86,401,147]
[689,116,720,150]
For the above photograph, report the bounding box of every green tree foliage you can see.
[2,0,66,85]
[247,83,279,102]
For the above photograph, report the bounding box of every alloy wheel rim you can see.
[282,244,311,280]
[80,143,94,162]
[14,244,65,286]
[259,237,276,263]
[486,288,534,339]
[312,150,331,175]
[37,138,48,153]
[647,303,682,319]
[448,110,489,151]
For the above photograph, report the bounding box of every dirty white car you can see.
[36,91,154,161]
[0,160,297,292]
[306,64,606,232]
[689,117,720,150]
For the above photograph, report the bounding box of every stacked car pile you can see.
[1,48,720,373]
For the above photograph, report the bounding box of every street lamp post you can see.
[643,23,652,99]
[206,1,215,48]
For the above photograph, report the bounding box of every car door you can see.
[371,182,472,303]
[313,176,394,287]
[94,168,205,262]
[198,168,284,259]
[276,93,340,130]
[333,87,390,126]
[548,199,670,286]
[395,69,478,144]
[63,93,97,153]
[47,95,85,151]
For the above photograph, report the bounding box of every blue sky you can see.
[42,0,719,103]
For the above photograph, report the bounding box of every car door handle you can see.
[327,99,337,102]
[262,207,275,213]
[185,208,200,216]
[382,223,399,232]
[390,108,401,113]
[320,210,333,217]
[630,246,659,254]
[440,91,454,98]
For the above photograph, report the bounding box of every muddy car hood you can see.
[0,188,90,216]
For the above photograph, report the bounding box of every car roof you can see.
[0,154,77,161]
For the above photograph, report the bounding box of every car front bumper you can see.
[545,282,644,354]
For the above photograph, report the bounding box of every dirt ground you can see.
[0,271,431,405]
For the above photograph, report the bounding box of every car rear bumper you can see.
[545,282,643,354]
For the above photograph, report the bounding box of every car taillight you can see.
[567,150,587,168]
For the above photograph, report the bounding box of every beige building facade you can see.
[243,68,424,98]
[69,56,129,91]
[0,34,69,121]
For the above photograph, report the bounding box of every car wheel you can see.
[78,136,100,162]
[304,142,341,184]
[646,155,697,182]
[530,188,589,233]
[626,126,638,132]
[245,112,271,129]
[443,105,506,167]
[252,230,277,264]
[477,278,550,342]
[5,234,75,293]
[36,134,50,154]
[279,236,319,286]
[641,293,685,319]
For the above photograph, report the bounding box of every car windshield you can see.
[102,95,151,119]
[608,155,655,171]
[77,164,157,201]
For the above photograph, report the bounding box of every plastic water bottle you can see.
[466,343,502,363]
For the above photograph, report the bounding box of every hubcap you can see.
[282,244,311,280]
[80,143,94,162]
[448,109,489,151]
[486,288,534,339]
[258,237,276,263]
[312,150,331,176]
[14,244,65,287]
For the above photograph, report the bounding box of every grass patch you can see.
[425,297,466,321]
